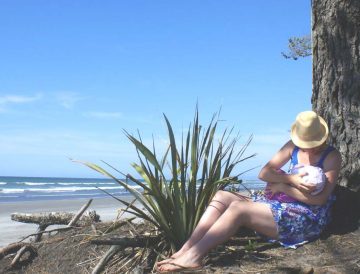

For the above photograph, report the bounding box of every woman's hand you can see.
[290,172,317,193]
[265,182,284,196]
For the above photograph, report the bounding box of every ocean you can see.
[0,176,265,203]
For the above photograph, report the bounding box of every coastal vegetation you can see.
[82,108,255,253]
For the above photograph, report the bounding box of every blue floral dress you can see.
[252,146,336,248]
[252,191,335,248]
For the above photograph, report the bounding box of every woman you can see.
[157,111,341,272]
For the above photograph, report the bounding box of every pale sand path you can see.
[0,196,141,247]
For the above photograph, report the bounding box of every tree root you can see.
[10,245,38,268]
[0,242,37,268]
[0,243,23,260]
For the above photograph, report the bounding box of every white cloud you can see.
[83,112,123,119]
[55,92,84,109]
[0,94,42,105]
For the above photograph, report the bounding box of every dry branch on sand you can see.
[11,199,99,242]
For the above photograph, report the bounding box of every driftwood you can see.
[91,235,160,247]
[0,242,37,268]
[68,199,93,226]
[10,245,37,268]
[92,245,122,274]
[11,199,99,242]
[11,199,98,226]
[11,205,98,227]
[11,212,76,225]
[20,227,76,242]
[90,231,159,274]
[0,243,27,260]
[34,224,48,242]
[11,211,98,226]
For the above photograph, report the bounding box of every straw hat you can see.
[290,111,329,149]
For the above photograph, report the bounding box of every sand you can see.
[0,196,140,247]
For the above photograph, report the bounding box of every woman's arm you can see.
[275,184,328,206]
[268,149,342,206]
[258,140,299,186]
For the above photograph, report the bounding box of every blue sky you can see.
[0,1,312,179]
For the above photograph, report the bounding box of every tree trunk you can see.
[312,0,360,191]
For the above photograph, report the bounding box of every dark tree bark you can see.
[312,0,360,191]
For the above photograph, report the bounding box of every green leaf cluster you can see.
[282,35,312,60]
[79,109,255,252]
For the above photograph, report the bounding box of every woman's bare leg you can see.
[157,190,249,266]
[159,201,277,272]
[157,190,250,265]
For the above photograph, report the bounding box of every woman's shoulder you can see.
[277,140,296,156]
[323,146,342,170]
[282,140,296,152]
[327,145,341,159]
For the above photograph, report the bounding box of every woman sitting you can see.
[157,110,342,272]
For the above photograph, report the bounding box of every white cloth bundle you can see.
[291,165,326,195]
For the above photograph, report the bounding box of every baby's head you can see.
[292,165,326,195]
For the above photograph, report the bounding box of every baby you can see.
[292,165,326,195]
[265,165,326,202]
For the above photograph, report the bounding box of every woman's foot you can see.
[156,247,188,266]
[157,251,203,272]
[156,257,175,267]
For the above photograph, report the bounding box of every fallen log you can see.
[11,199,99,242]
[12,212,77,225]
[91,235,160,247]
[11,199,99,227]
[11,211,98,226]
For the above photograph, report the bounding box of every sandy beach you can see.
[0,196,140,247]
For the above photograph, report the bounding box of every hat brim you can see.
[290,116,329,149]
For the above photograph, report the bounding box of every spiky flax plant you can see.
[81,109,255,252]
